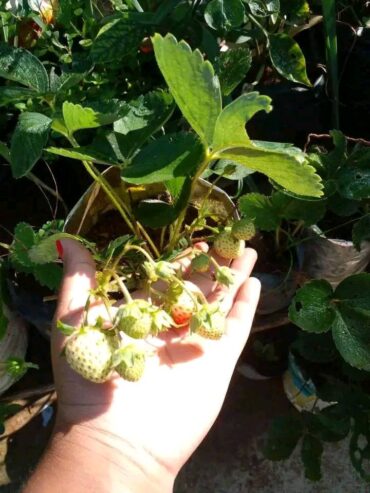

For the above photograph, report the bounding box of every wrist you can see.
[24,417,175,493]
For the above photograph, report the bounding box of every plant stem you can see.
[124,244,155,263]
[68,136,160,257]
[248,13,269,41]
[113,273,133,304]
[322,0,339,129]
[85,162,160,257]
[167,152,211,252]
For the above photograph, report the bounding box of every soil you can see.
[250,232,298,275]
[88,209,132,249]
[317,211,360,242]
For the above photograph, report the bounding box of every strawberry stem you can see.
[113,273,133,304]
[124,244,155,263]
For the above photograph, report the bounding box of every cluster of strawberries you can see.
[62,219,256,384]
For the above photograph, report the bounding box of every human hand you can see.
[25,239,260,493]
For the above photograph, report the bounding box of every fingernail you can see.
[56,240,63,259]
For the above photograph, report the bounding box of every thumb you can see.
[54,238,96,327]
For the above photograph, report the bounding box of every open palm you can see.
[52,239,260,483]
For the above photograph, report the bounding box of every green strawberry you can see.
[114,344,146,382]
[215,266,234,287]
[65,327,117,383]
[190,304,226,340]
[143,260,176,282]
[231,219,256,241]
[117,300,153,339]
[214,231,245,260]
[191,253,211,273]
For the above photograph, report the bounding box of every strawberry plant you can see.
[1,1,370,488]
[265,273,370,482]
[3,32,322,383]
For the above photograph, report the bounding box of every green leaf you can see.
[288,280,335,333]
[238,193,280,231]
[327,193,358,217]
[314,406,350,442]
[280,0,310,20]
[135,200,177,228]
[332,308,370,372]
[10,112,52,178]
[330,274,370,370]
[264,415,303,460]
[221,141,323,197]
[301,434,323,481]
[0,87,36,106]
[212,159,253,180]
[10,223,62,291]
[212,92,272,150]
[49,69,87,93]
[246,0,279,16]
[269,33,311,86]
[270,192,326,226]
[152,33,221,146]
[121,133,205,184]
[28,233,74,264]
[0,43,48,92]
[215,46,252,96]
[204,0,245,31]
[62,101,124,135]
[10,223,36,269]
[320,129,347,176]
[0,142,10,162]
[337,165,370,200]
[46,146,119,166]
[91,14,149,63]
[114,90,174,158]
[335,274,370,312]
[291,332,338,363]
[33,263,63,290]
[353,216,370,251]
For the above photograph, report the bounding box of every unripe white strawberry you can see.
[190,304,226,340]
[114,344,146,382]
[65,327,117,383]
[214,231,245,259]
[231,219,256,241]
[117,300,153,339]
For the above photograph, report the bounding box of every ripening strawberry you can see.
[231,219,256,241]
[166,281,198,326]
[214,231,245,260]
[65,327,117,383]
[170,290,195,325]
